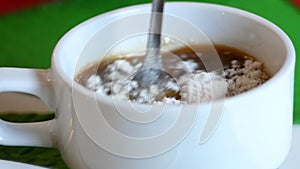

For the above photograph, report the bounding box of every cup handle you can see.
[0,68,55,147]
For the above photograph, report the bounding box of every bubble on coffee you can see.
[75,44,270,104]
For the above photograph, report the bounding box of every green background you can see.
[0,0,299,168]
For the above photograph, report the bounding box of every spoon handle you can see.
[144,0,165,69]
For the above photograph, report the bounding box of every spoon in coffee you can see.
[130,0,178,100]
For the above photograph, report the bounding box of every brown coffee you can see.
[75,44,270,104]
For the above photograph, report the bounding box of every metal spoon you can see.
[131,0,177,98]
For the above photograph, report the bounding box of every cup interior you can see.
[52,2,294,95]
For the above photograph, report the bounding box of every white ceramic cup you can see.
[0,2,295,169]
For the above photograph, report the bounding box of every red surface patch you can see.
[0,0,54,15]
[292,0,300,8]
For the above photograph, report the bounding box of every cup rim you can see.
[52,2,295,106]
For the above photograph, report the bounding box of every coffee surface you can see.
[75,44,270,104]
